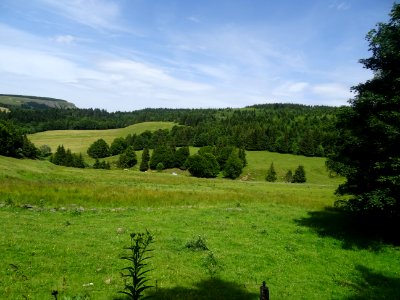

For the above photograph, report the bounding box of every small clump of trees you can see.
[266,163,306,183]
[50,145,86,168]
[185,146,246,179]
[0,120,38,159]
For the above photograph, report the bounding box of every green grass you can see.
[1,153,399,299]
[28,122,177,155]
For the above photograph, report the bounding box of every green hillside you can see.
[28,121,176,154]
[0,94,76,109]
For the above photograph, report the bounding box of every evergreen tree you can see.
[87,138,110,158]
[238,148,247,167]
[266,162,277,182]
[292,165,306,183]
[175,146,190,169]
[327,3,400,220]
[118,146,137,168]
[284,170,293,183]
[223,152,243,179]
[52,145,66,166]
[110,137,127,156]
[139,148,150,172]
[72,153,85,168]
[149,145,175,169]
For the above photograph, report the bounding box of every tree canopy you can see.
[327,3,400,221]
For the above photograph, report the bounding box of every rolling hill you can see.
[0,94,76,109]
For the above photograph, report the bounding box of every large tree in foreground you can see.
[327,4,400,220]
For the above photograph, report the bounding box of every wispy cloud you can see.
[39,0,125,32]
[329,1,351,11]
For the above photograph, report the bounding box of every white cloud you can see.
[54,34,76,45]
[311,83,353,103]
[39,0,124,31]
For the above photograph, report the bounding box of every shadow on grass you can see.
[295,207,400,250]
[345,265,400,299]
[114,278,258,300]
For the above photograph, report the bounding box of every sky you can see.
[0,0,396,111]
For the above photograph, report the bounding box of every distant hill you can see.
[0,94,76,110]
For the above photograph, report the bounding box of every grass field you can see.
[28,122,176,155]
[1,123,399,299]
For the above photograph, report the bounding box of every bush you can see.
[117,146,137,169]
[87,138,110,158]
[110,137,127,156]
[222,152,243,179]
[186,153,220,178]
[156,162,164,172]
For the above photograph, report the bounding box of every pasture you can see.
[0,123,399,299]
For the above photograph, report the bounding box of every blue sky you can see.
[0,0,395,111]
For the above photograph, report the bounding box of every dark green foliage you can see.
[216,146,235,169]
[20,135,38,159]
[284,170,293,183]
[38,144,52,157]
[198,145,216,157]
[186,153,220,178]
[238,148,247,167]
[185,235,209,251]
[156,162,164,172]
[118,146,137,169]
[110,137,127,156]
[87,138,110,158]
[222,152,244,179]
[50,145,85,168]
[327,3,400,220]
[1,103,338,157]
[265,163,277,182]
[174,146,190,169]
[139,148,150,172]
[93,158,110,170]
[292,165,306,183]
[0,120,38,158]
[149,145,175,169]
[120,231,154,300]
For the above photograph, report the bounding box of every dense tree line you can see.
[0,104,339,157]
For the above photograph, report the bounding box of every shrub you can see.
[223,152,243,179]
[87,138,110,158]
[186,153,220,178]
[118,146,137,169]
[185,235,209,251]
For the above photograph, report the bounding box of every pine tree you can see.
[266,162,277,182]
[292,165,306,183]
[223,152,244,179]
[139,148,150,172]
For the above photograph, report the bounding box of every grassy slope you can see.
[0,156,399,299]
[28,122,177,155]
[1,123,399,299]
[0,95,76,109]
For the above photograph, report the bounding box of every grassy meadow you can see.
[1,123,399,299]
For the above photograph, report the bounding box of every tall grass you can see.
[0,132,398,299]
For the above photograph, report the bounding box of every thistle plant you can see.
[120,231,154,300]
